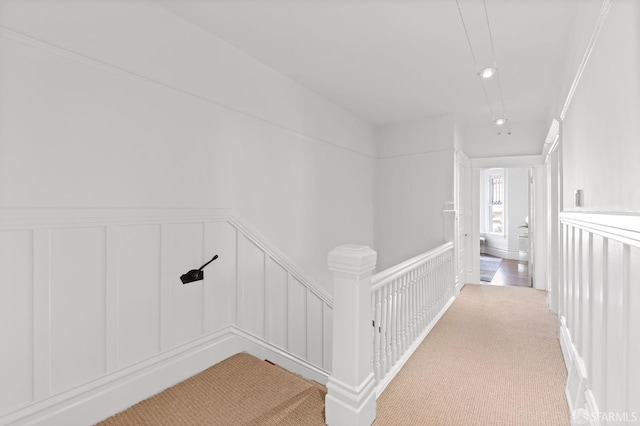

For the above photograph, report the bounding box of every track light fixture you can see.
[456,0,511,134]
[479,67,496,79]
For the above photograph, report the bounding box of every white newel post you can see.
[325,245,377,426]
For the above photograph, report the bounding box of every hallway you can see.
[1,1,638,424]
[375,284,569,425]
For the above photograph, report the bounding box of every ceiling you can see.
[160,0,578,129]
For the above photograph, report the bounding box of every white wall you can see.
[560,0,640,213]
[0,0,376,292]
[550,0,640,421]
[375,115,455,270]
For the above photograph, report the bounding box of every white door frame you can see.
[543,119,562,314]
[469,155,544,285]
[466,120,562,305]
[454,150,471,288]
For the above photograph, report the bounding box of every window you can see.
[489,174,504,233]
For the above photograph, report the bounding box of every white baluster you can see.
[365,243,455,392]
[420,266,426,330]
[392,278,399,364]
[373,289,382,384]
[431,261,435,312]
[408,272,413,345]
[380,285,388,377]
[400,277,405,357]
[415,269,420,335]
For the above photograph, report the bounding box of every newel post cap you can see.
[328,245,377,275]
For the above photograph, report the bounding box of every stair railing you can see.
[370,242,454,392]
[324,241,455,426]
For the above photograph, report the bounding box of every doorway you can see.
[478,167,531,287]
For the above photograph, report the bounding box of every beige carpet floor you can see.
[99,284,569,425]
[375,284,570,425]
[98,352,326,425]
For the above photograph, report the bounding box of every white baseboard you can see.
[559,317,572,371]
[1,328,241,426]
[455,278,464,295]
[559,317,601,426]
[231,327,329,385]
[484,246,519,260]
[1,327,329,426]
[374,295,457,398]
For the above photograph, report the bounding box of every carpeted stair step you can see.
[99,352,326,425]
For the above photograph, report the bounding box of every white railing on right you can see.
[324,242,457,426]
[370,242,455,392]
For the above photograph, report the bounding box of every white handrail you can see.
[371,242,454,290]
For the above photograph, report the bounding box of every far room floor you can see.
[480,254,530,287]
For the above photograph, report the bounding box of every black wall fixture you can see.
[180,254,218,284]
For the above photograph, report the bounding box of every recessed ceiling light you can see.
[495,118,507,126]
[479,67,496,79]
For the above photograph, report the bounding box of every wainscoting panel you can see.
[560,212,640,422]
[590,233,605,407]
[322,303,333,372]
[306,291,324,368]
[203,221,237,333]
[288,277,308,359]
[565,225,574,343]
[580,230,590,368]
[116,224,161,369]
[628,247,640,414]
[0,230,33,412]
[0,208,332,425]
[50,227,106,394]
[265,256,288,350]
[572,228,582,357]
[164,223,205,348]
[237,234,266,339]
[605,240,624,415]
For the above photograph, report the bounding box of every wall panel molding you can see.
[560,212,640,248]
[32,229,51,401]
[0,208,332,425]
[559,211,639,422]
[105,226,119,373]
